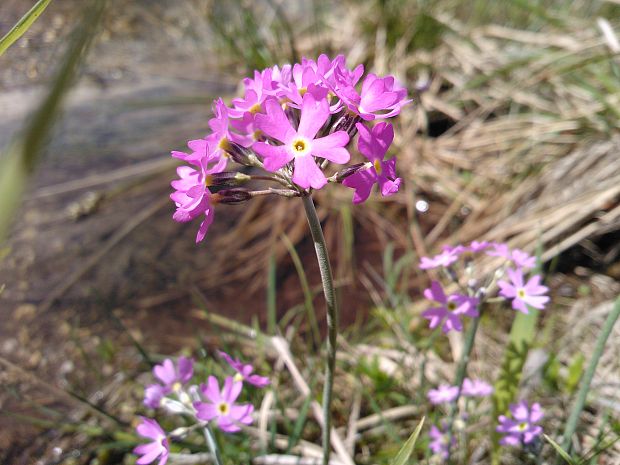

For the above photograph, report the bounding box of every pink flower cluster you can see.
[419,241,549,329]
[135,352,269,465]
[427,378,494,405]
[170,54,410,242]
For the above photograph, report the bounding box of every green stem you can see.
[446,314,482,463]
[559,296,620,458]
[301,194,338,465]
[204,425,224,465]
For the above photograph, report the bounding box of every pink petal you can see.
[255,99,295,143]
[342,170,374,204]
[312,131,350,162]
[253,143,294,172]
[203,376,221,403]
[298,93,329,139]
[292,155,327,189]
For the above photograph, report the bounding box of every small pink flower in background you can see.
[429,424,454,459]
[218,351,270,388]
[194,376,254,433]
[468,240,490,252]
[419,248,461,270]
[144,357,194,408]
[342,122,401,203]
[428,384,459,405]
[462,378,494,397]
[253,93,350,189]
[134,417,169,465]
[510,248,536,269]
[486,242,510,259]
[498,268,549,314]
[496,401,544,446]
[421,281,479,333]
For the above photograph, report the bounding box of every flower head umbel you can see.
[429,424,455,459]
[218,351,270,388]
[421,281,479,333]
[253,93,351,189]
[144,357,194,408]
[496,401,544,446]
[194,376,254,433]
[498,268,549,314]
[169,54,411,242]
[134,417,169,465]
[342,122,401,203]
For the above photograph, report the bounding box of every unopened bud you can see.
[212,188,252,204]
[334,163,369,182]
[226,142,256,166]
[205,171,251,187]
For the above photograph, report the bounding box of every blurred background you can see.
[1,0,620,463]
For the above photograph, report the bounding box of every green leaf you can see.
[544,434,577,465]
[566,353,585,394]
[0,0,53,57]
[390,417,425,465]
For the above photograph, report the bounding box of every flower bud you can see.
[334,163,369,182]
[226,141,257,166]
[211,188,252,204]
[205,171,251,187]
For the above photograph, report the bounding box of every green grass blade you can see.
[390,416,425,465]
[0,0,106,242]
[0,0,53,57]
[281,233,321,348]
[267,252,277,334]
[544,434,577,465]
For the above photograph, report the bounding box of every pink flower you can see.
[498,268,549,314]
[342,122,401,203]
[144,357,194,408]
[510,248,536,269]
[421,281,479,333]
[429,424,454,459]
[134,417,169,465]
[419,248,461,269]
[462,378,493,397]
[253,93,350,189]
[170,155,222,243]
[486,242,510,259]
[467,240,490,252]
[428,384,459,405]
[342,73,410,120]
[194,376,254,433]
[496,401,544,446]
[218,351,270,388]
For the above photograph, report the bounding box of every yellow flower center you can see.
[517,422,528,432]
[217,402,230,415]
[374,159,382,175]
[218,137,231,152]
[447,301,457,311]
[233,373,244,383]
[299,87,307,97]
[171,382,182,392]
[292,137,310,155]
[517,288,526,298]
[249,103,262,114]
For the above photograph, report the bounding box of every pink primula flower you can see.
[194,376,254,433]
[144,357,194,408]
[498,268,549,314]
[462,378,494,397]
[428,384,459,405]
[134,417,169,465]
[218,351,270,388]
[253,93,350,189]
[496,401,544,446]
[421,281,479,333]
[342,73,410,120]
[419,247,462,269]
[342,122,401,203]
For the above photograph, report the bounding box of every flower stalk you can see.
[559,296,620,459]
[301,194,338,465]
[204,425,224,465]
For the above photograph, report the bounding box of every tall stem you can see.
[559,296,620,459]
[203,425,224,465]
[302,194,339,465]
[446,314,481,463]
